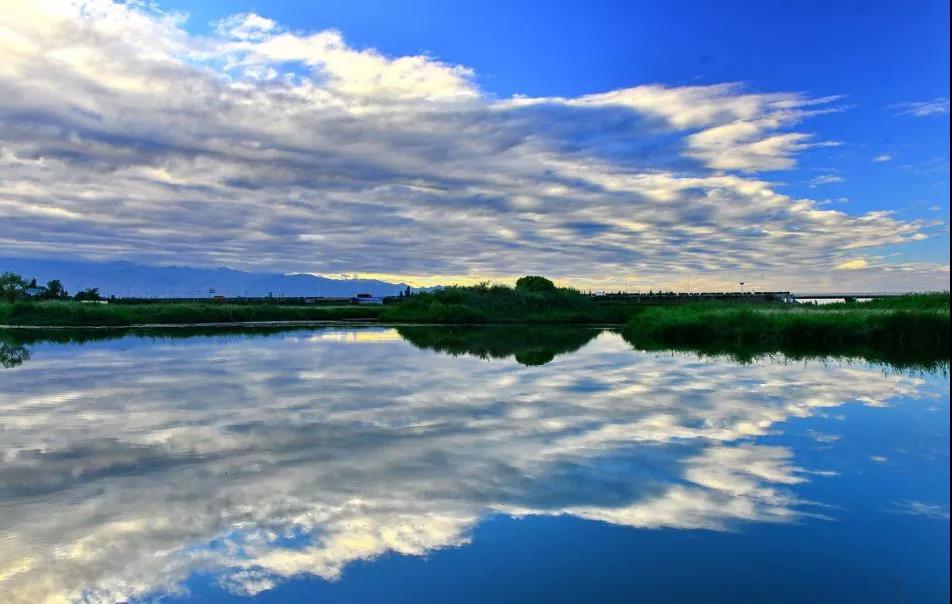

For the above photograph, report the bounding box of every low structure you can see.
[353,293,384,305]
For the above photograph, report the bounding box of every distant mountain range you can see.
[0,257,422,298]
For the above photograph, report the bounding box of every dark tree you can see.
[45,279,67,299]
[515,275,556,292]
[0,272,27,302]
[74,287,101,301]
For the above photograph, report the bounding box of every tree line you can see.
[1,271,101,302]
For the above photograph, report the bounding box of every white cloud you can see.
[216,27,478,101]
[808,174,845,187]
[893,97,950,117]
[0,1,947,291]
[214,12,277,41]
[888,500,950,521]
[873,154,892,163]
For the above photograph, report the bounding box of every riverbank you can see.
[621,294,949,365]
[3,292,948,363]
[0,301,384,327]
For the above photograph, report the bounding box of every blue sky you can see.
[0,0,948,290]
[166,0,952,248]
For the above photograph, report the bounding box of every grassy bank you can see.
[622,293,949,364]
[3,288,949,367]
[0,301,384,327]
[379,284,638,323]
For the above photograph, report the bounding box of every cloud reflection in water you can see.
[0,328,939,602]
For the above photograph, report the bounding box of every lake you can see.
[1,326,948,603]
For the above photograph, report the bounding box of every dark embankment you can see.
[380,283,637,323]
[0,301,384,327]
[396,325,601,366]
[622,293,950,371]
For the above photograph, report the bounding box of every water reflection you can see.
[395,325,601,365]
[0,327,946,602]
[0,340,29,368]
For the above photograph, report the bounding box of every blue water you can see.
[0,327,948,603]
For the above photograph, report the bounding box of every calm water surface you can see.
[0,327,948,603]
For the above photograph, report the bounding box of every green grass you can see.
[379,284,638,323]
[0,301,384,327]
[622,293,949,366]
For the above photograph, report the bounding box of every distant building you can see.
[353,293,383,305]
[24,287,47,297]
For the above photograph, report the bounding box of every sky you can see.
[0,0,949,291]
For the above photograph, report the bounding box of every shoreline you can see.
[0,318,384,330]
[2,293,948,367]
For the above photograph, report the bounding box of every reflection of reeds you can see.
[0,324,377,369]
[0,324,340,346]
[396,324,601,365]
[0,340,30,368]
[4,317,948,374]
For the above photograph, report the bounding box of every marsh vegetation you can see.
[0,301,384,326]
[621,293,949,366]
[2,274,947,367]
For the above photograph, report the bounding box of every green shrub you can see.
[380,281,614,323]
[515,275,557,292]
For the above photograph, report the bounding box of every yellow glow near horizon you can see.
[319,273,793,293]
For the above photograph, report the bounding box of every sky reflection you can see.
[0,328,947,603]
